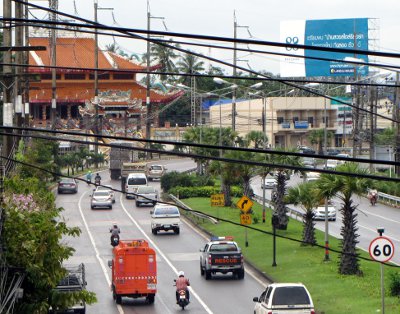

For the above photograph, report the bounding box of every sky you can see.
[5,0,400,76]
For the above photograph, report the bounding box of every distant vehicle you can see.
[95,184,115,203]
[109,141,140,180]
[298,146,316,154]
[302,157,316,168]
[91,190,113,209]
[150,204,181,235]
[326,149,340,156]
[253,283,314,314]
[125,173,148,199]
[336,153,350,160]
[325,159,340,170]
[146,164,167,181]
[48,263,87,314]
[199,236,244,280]
[108,239,157,305]
[313,201,336,221]
[136,186,158,207]
[305,171,320,182]
[58,178,78,194]
[261,177,277,189]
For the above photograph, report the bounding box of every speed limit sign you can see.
[369,236,395,262]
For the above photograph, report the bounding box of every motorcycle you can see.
[95,177,101,186]
[111,234,120,247]
[174,280,189,310]
[369,193,377,206]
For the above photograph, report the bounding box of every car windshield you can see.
[154,207,179,215]
[137,186,155,193]
[94,191,110,197]
[272,286,310,306]
[209,243,237,252]
[97,186,112,191]
[127,177,147,185]
[151,165,163,170]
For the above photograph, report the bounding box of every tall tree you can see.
[150,40,180,82]
[176,51,205,86]
[245,130,268,149]
[317,162,370,275]
[308,129,333,155]
[285,182,319,245]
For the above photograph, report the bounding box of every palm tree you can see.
[268,151,303,230]
[105,43,119,53]
[150,40,180,82]
[245,130,268,149]
[317,162,370,275]
[308,129,333,155]
[176,52,205,86]
[285,182,319,245]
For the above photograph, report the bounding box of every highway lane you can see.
[251,173,400,265]
[57,159,267,314]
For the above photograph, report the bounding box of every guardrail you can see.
[252,194,304,221]
[168,194,219,224]
[376,191,400,208]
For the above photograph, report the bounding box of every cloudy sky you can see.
[8,0,400,75]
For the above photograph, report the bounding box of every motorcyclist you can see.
[175,271,190,304]
[86,170,92,185]
[368,189,378,205]
[109,223,120,245]
[94,173,101,185]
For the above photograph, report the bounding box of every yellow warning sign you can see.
[211,194,225,207]
[240,214,252,225]
[236,195,254,213]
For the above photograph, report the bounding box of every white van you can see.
[125,173,148,199]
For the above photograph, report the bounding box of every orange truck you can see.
[108,239,157,304]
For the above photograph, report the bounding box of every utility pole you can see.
[24,1,30,127]
[15,0,24,130]
[94,0,99,161]
[2,0,13,160]
[146,3,151,141]
[395,72,400,175]
[232,12,237,131]
[50,0,58,129]
[369,85,376,172]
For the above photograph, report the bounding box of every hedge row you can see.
[169,186,243,199]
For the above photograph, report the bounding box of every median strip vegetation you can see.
[181,197,400,314]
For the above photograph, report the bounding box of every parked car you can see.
[136,186,158,207]
[58,178,78,194]
[305,171,320,182]
[313,201,336,221]
[90,190,113,209]
[325,159,340,170]
[326,148,340,156]
[150,204,180,235]
[336,153,350,159]
[95,185,115,203]
[298,146,316,154]
[261,177,277,189]
[253,283,315,314]
[302,157,316,168]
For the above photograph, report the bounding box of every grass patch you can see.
[182,197,400,314]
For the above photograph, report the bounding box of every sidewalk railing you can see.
[376,191,400,208]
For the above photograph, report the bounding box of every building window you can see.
[89,73,110,80]
[113,73,134,80]
[292,116,299,123]
[41,73,61,80]
[308,117,314,127]
[65,73,86,80]
[277,117,284,124]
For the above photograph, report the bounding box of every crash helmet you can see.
[178,271,184,277]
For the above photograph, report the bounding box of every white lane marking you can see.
[78,191,124,314]
[360,209,400,224]
[120,194,214,314]
[183,215,270,287]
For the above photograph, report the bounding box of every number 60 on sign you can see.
[369,236,395,263]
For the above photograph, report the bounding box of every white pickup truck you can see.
[150,204,181,235]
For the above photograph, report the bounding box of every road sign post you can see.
[237,196,253,247]
[369,232,395,314]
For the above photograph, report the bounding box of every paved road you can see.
[56,159,267,314]
[251,173,400,265]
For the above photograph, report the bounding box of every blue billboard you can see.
[280,18,369,77]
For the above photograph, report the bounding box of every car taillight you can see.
[241,255,244,264]
[267,311,272,314]
[208,254,212,265]
[125,185,128,190]
[311,310,315,314]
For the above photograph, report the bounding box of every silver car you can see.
[136,186,158,207]
[91,190,113,209]
[95,185,115,203]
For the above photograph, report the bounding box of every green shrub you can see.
[389,272,400,297]
[170,185,242,199]
[161,171,214,192]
